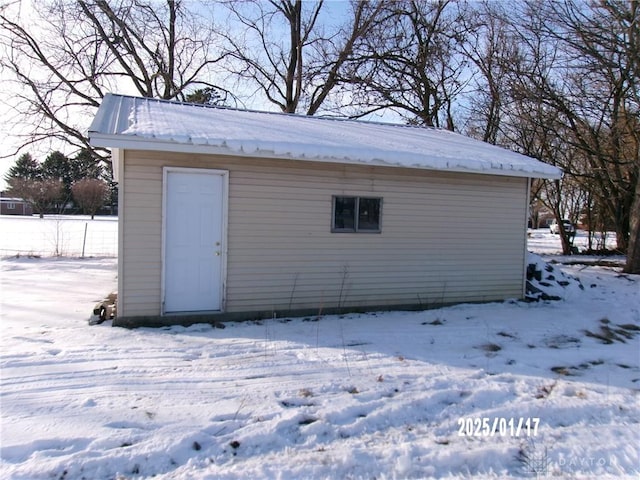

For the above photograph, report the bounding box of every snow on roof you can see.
[89,94,561,179]
[0,197,28,202]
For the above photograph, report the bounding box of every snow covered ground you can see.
[1,216,638,479]
[527,228,619,257]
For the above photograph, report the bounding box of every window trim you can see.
[331,195,382,233]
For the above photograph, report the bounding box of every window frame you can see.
[331,195,383,233]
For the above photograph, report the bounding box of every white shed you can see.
[89,94,561,327]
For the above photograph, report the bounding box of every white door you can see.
[164,169,226,313]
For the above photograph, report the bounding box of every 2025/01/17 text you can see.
[457,417,540,437]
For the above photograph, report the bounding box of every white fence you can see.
[0,215,118,257]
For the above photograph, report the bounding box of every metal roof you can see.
[89,93,562,180]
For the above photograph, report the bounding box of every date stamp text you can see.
[457,417,540,437]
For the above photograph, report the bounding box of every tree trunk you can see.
[558,224,572,255]
[548,180,572,255]
[623,174,640,274]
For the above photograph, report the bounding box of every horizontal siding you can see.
[119,151,163,316]
[120,151,527,317]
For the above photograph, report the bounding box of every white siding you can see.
[119,151,528,318]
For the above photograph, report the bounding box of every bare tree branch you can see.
[0,0,228,162]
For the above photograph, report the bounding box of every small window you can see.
[7,202,15,210]
[332,196,382,233]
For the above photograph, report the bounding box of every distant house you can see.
[0,193,33,216]
[529,204,555,229]
[89,94,561,327]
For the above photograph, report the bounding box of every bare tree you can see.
[347,0,468,128]
[460,1,518,144]
[0,0,228,159]
[500,93,581,254]
[221,0,385,115]
[540,0,638,258]
[7,177,63,218]
[223,0,323,113]
[626,173,640,273]
[72,178,109,219]
[496,0,638,269]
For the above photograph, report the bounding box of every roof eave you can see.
[88,132,562,180]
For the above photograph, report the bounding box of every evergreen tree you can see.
[71,149,103,180]
[4,153,42,183]
[41,151,72,202]
[186,87,225,106]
